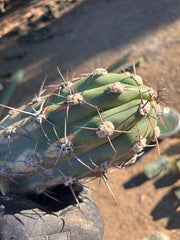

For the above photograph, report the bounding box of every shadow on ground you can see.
[151,187,180,229]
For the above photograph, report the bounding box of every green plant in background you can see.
[139,232,169,240]
[144,154,180,202]
[0,70,24,117]
[0,58,164,207]
[144,155,180,179]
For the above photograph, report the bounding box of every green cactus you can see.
[0,68,163,203]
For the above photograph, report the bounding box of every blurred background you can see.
[0,1,180,239]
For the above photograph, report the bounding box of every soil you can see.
[0,0,180,239]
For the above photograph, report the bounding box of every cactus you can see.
[0,67,163,204]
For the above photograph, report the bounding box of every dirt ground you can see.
[0,0,180,239]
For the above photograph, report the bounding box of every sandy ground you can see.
[0,0,180,239]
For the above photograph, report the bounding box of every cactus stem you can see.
[0,70,162,196]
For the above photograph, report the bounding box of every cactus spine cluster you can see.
[0,67,163,202]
